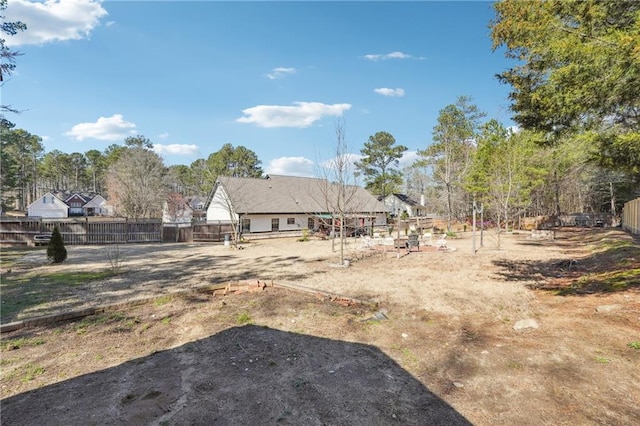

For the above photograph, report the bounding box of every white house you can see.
[381,194,428,217]
[27,192,69,218]
[27,192,113,218]
[205,175,389,234]
[82,195,113,216]
[162,194,194,224]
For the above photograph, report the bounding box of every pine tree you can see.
[47,225,67,264]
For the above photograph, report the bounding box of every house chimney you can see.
[420,194,425,206]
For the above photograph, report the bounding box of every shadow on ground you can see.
[0,247,317,323]
[493,228,640,295]
[1,324,471,426]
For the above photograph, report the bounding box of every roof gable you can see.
[210,175,388,215]
[392,193,419,206]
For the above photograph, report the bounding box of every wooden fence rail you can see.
[0,218,236,245]
[622,198,640,235]
[0,217,162,245]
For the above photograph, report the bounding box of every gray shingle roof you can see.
[211,175,389,215]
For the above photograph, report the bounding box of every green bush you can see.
[46,226,67,264]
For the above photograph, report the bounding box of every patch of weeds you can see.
[594,356,610,364]
[160,316,171,325]
[1,336,46,351]
[108,312,126,322]
[627,341,640,350]
[154,295,173,307]
[402,348,418,364]
[123,317,141,328]
[74,315,107,334]
[108,326,133,334]
[236,312,252,325]
[94,354,104,361]
[297,229,310,242]
[506,360,524,370]
[138,323,152,333]
[21,363,45,382]
[40,270,116,286]
[0,356,19,366]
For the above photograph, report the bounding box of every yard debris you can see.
[213,280,271,296]
[360,310,388,322]
[555,259,578,270]
[330,296,355,307]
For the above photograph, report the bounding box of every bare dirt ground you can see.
[1,229,639,425]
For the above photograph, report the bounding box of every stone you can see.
[596,305,619,313]
[513,319,539,330]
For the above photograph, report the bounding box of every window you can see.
[287,218,295,225]
[241,218,250,233]
[308,217,315,230]
[271,218,279,232]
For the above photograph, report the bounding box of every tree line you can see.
[0,126,263,217]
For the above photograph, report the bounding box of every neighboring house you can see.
[381,194,428,217]
[27,192,113,218]
[163,193,194,224]
[187,195,207,222]
[205,175,389,234]
[82,194,113,216]
[187,196,206,211]
[27,192,69,218]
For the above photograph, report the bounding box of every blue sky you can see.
[4,0,514,177]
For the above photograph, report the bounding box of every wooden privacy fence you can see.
[1,217,162,245]
[191,222,234,242]
[162,222,234,243]
[622,198,640,235]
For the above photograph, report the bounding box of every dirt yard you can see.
[1,229,639,425]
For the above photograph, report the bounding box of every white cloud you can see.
[266,67,296,80]
[398,150,420,169]
[321,153,363,170]
[374,88,405,97]
[158,132,169,139]
[5,0,108,47]
[41,135,51,141]
[237,102,351,128]
[153,144,199,156]
[266,157,315,177]
[65,114,136,141]
[362,51,425,61]
[507,125,521,134]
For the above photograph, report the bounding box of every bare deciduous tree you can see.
[317,119,363,265]
[106,145,168,218]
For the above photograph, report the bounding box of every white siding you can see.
[206,186,238,222]
[373,213,387,226]
[27,194,68,218]
[247,216,271,232]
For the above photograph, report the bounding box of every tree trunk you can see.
[609,181,616,217]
